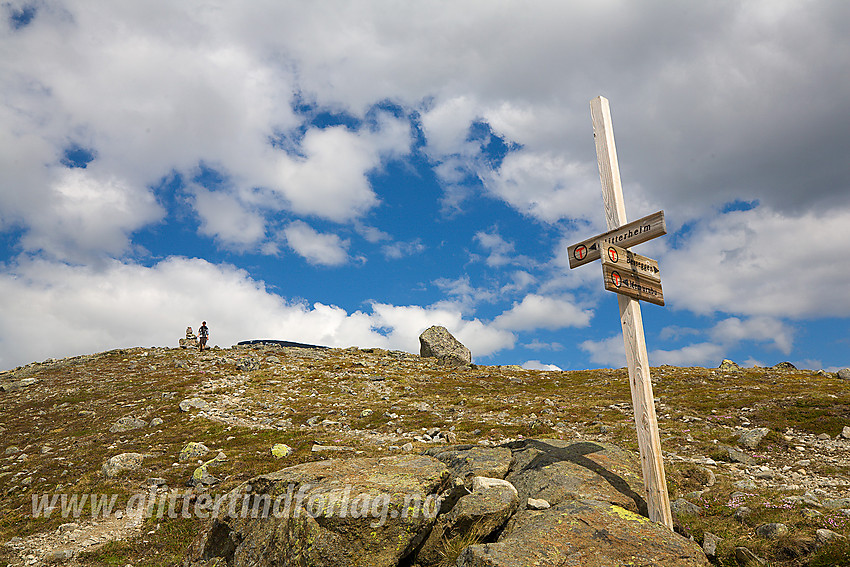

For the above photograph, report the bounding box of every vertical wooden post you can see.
[590,96,673,529]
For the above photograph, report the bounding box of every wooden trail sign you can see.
[601,243,665,306]
[567,210,666,269]
[567,96,673,529]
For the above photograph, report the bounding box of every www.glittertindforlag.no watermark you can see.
[33,484,441,528]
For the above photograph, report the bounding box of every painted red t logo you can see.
[607,247,618,263]
[611,271,622,287]
[574,245,587,260]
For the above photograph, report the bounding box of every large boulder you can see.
[504,439,647,514]
[457,498,708,566]
[419,326,471,366]
[186,454,449,567]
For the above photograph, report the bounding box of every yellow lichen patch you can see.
[609,505,650,524]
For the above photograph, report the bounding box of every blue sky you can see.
[1,1,849,372]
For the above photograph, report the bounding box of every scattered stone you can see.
[838,368,850,380]
[818,432,831,440]
[179,442,211,463]
[755,522,788,539]
[179,398,207,412]
[771,361,797,371]
[101,453,145,478]
[671,497,702,517]
[401,442,414,452]
[526,497,550,510]
[816,528,845,545]
[719,445,756,465]
[702,532,721,558]
[149,417,164,427]
[271,443,292,458]
[359,409,374,418]
[57,523,78,535]
[735,506,753,523]
[735,546,767,566]
[310,444,354,452]
[737,427,770,449]
[306,415,323,427]
[189,464,219,486]
[419,325,472,366]
[841,426,850,440]
[4,446,20,455]
[109,416,147,433]
[146,477,167,487]
[44,549,75,563]
[719,359,740,371]
[823,497,850,509]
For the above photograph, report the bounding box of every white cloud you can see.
[191,186,266,249]
[522,360,562,371]
[494,293,592,331]
[663,206,850,317]
[580,335,626,368]
[474,229,517,267]
[649,342,726,367]
[710,316,793,355]
[283,221,349,266]
[381,239,426,260]
[0,256,522,370]
[18,168,163,262]
[483,151,601,224]
[266,118,411,222]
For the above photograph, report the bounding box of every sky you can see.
[1,1,849,373]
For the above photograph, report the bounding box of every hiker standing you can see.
[198,321,209,351]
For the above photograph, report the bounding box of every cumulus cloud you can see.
[18,168,163,262]
[483,151,601,224]
[662,206,850,317]
[381,239,426,260]
[266,118,412,222]
[0,256,520,370]
[191,186,267,249]
[522,360,562,371]
[580,335,626,368]
[494,294,592,331]
[283,221,349,266]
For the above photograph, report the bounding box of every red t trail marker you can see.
[566,96,673,529]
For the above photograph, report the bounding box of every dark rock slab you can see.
[457,499,708,567]
[504,439,647,514]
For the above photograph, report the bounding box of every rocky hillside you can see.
[1,342,850,566]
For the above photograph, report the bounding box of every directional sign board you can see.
[567,210,666,269]
[600,242,661,281]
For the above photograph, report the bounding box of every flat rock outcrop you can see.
[458,498,708,566]
[505,438,648,514]
[185,439,705,567]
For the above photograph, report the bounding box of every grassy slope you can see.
[0,344,849,566]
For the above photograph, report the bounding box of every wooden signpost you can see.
[568,96,673,529]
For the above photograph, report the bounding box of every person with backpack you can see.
[198,321,209,351]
